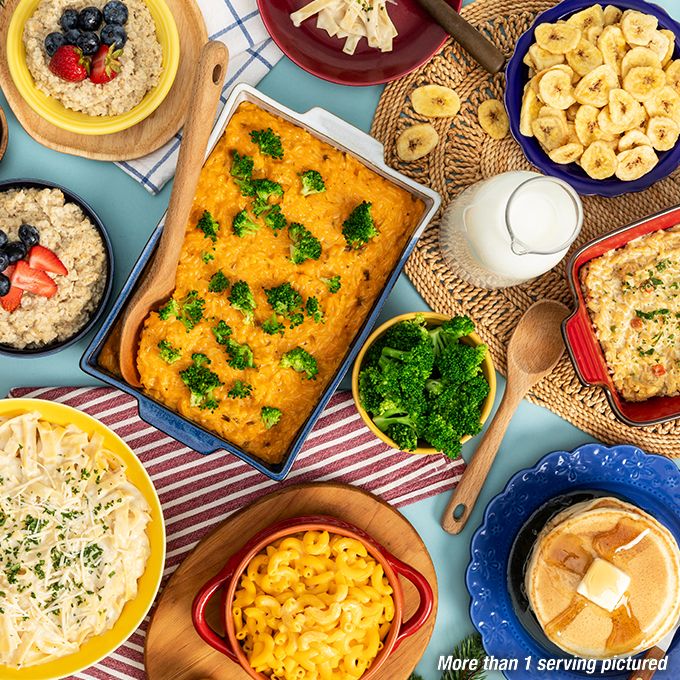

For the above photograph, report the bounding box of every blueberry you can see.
[0,230,6,249]
[60,9,79,31]
[5,242,26,264]
[18,224,40,248]
[78,6,103,31]
[64,28,81,45]
[100,23,127,49]
[0,252,8,274]
[103,1,128,25]
[0,274,9,298]
[44,32,66,57]
[76,30,100,56]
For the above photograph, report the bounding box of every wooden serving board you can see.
[145,483,439,680]
[0,0,207,161]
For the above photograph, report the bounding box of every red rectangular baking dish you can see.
[563,204,680,428]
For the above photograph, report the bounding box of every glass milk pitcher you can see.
[439,171,583,289]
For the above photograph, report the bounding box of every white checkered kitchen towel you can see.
[116,0,283,194]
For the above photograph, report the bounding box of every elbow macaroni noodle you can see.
[232,531,395,679]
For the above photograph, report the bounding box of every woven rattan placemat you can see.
[371,0,680,456]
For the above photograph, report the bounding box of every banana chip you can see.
[621,47,661,79]
[666,61,680,95]
[567,5,604,33]
[603,5,622,27]
[535,23,582,55]
[581,140,618,179]
[623,66,666,102]
[520,88,542,136]
[411,85,461,118]
[539,69,577,109]
[549,142,585,164]
[574,64,619,107]
[615,145,659,180]
[532,115,568,150]
[567,39,604,76]
[621,10,659,46]
[396,124,439,161]
[529,44,566,71]
[647,116,680,151]
[478,99,510,139]
[618,129,652,151]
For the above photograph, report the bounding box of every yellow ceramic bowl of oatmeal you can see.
[6,0,179,135]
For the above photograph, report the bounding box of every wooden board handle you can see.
[627,646,666,680]
[441,388,521,534]
[416,0,505,73]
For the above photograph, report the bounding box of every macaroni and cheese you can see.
[232,530,395,679]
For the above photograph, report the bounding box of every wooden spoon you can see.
[118,41,228,387]
[414,0,505,73]
[441,300,568,535]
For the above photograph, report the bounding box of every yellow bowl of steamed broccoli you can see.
[352,312,496,457]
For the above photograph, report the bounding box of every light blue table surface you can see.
[1,1,679,677]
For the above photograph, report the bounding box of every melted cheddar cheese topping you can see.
[136,103,424,463]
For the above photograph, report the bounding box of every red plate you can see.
[257,0,463,86]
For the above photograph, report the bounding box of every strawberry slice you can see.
[49,45,90,82]
[0,286,23,313]
[28,245,68,276]
[11,261,57,298]
[90,44,122,85]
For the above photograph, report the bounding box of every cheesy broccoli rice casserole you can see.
[582,226,680,402]
[136,102,425,463]
[0,411,151,668]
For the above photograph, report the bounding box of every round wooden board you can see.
[0,0,207,161]
[145,483,439,680]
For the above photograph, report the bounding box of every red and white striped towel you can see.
[9,386,464,680]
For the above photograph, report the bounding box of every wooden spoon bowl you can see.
[0,105,8,162]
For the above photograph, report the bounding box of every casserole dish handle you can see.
[298,107,385,166]
[382,551,434,649]
[192,562,239,661]
[138,399,217,455]
[563,309,605,384]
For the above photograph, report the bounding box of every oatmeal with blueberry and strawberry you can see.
[0,188,107,349]
[23,0,162,117]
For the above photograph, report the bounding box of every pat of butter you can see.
[577,558,631,612]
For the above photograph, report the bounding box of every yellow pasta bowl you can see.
[192,515,434,679]
[352,312,497,455]
[6,0,180,135]
[0,398,165,680]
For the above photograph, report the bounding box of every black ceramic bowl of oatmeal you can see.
[0,179,113,356]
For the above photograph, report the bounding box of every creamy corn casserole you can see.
[136,102,425,463]
[582,226,680,401]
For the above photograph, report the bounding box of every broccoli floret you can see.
[232,210,259,237]
[157,339,181,364]
[261,406,282,429]
[288,222,322,265]
[372,414,419,451]
[305,296,324,323]
[212,320,232,345]
[321,275,341,293]
[208,270,229,293]
[159,291,205,331]
[229,280,256,324]
[225,338,255,370]
[251,179,284,216]
[201,251,215,263]
[262,314,285,336]
[280,347,318,380]
[158,298,180,321]
[299,170,326,196]
[428,315,476,359]
[228,380,253,399]
[196,210,220,242]
[231,151,254,182]
[264,204,287,235]
[250,128,283,159]
[437,342,488,386]
[422,376,490,459]
[179,353,222,411]
[264,283,304,328]
[342,201,378,249]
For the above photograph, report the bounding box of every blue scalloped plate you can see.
[466,444,680,679]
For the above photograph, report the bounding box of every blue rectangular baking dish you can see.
[80,84,441,481]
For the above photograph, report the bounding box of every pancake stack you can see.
[525,497,680,659]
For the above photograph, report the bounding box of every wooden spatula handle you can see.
[627,646,666,680]
[160,40,228,267]
[416,0,505,73]
[441,388,523,534]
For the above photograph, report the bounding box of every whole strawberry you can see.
[90,44,122,84]
[49,45,90,82]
